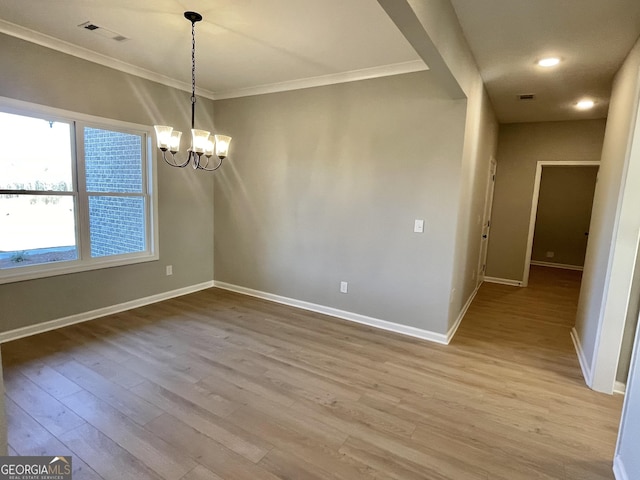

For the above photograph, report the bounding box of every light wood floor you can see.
[2,266,624,480]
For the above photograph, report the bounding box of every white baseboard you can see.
[614,455,629,480]
[0,281,215,344]
[447,283,481,342]
[571,327,594,387]
[614,381,627,395]
[213,281,452,345]
[530,260,584,271]
[483,276,523,287]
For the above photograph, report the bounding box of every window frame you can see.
[0,96,159,285]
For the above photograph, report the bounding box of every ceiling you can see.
[450,0,640,123]
[1,0,639,123]
[0,0,424,98]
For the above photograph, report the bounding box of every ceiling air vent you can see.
[78,21,129,42]
[518,94,536,101]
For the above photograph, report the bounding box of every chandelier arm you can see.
[198,157,224,172]
[162,150,191,168]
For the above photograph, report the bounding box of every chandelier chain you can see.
[191,20,196,107]
[189,19,197,129]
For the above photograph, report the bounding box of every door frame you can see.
[522,160,600,287]
[478,156,497,287]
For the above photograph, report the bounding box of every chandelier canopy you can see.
[154,11,231,171]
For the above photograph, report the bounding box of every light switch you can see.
[414,219,424,233]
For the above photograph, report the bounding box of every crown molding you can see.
[1,19,427,101]
[212,60,428,100]
[0,19,217,100]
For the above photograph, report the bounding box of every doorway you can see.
[478,157,497,287]
[522,162,600,287]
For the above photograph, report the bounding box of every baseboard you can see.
[530,260,584,271]
[447,283,481,343]
[213,281,450,345]
[0,281,215,344]
[483,276,523,287]
[614,381,627,395]
[571,327,594,387]
[614,455,629,480]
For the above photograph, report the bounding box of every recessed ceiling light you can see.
[537,57,561,67]
[576,99,595,110]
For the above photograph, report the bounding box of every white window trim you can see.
[0,96,159,285]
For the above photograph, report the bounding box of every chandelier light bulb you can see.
[204,137,215,157]
[154,125,173,151]
[169,131,182,153]
[191,129,211,154]
[214,135,232,159]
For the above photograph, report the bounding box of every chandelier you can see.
[154,12,231,171]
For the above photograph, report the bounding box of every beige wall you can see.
[531,166,598,267]
[576,36,640,392]
[449,81,498,326]
[214,72,467,335]
[618,246,640,383]
[0,34,215,333]
[213,0,499,339]
[395,0,499,328]
[486,120,606,282]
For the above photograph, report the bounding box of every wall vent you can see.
[518,94,536,101]
[78,21,129,42]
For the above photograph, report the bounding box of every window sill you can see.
[0,252,159,285]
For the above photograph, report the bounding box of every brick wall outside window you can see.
[84,128,145,257]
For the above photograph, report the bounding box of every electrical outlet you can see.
[166,265,173,276]
[546,251,555,258]
[340,281,348,293]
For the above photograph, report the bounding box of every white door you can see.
[478,157,497,286]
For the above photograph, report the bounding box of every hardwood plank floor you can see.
[2,266,623,479]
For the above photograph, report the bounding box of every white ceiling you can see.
[0,0,424,99]
[1,0,639,123]
[450,0,640,123]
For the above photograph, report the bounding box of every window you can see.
[0,98,157,284]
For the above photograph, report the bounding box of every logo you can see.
[0,456,72,480]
